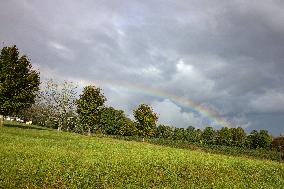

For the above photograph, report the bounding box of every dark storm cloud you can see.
[1,0,284,135]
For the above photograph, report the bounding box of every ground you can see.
[0,123,283,188]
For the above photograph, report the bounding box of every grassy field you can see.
[111,135,282,162]
[0,123,284,188]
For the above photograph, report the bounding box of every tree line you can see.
[20,77,280,151]
[1,45,283,158]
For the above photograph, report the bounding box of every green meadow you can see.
[0,123,283,188]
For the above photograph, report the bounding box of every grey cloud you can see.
[250,90,284,113]
[151,99,205,128]
[1,0,284,135]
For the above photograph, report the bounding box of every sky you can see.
[1,0,284,135]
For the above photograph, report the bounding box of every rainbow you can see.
[84,79,235,128]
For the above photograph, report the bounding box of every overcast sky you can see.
[1,0,284,135]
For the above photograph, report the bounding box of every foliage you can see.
[185,126,201,142]
[98,106,137,136]
[230,127,247,147]
[201,126,216,144]
[216,127,232,146]
[271,136,284,150]
[116,118,137,136]
[173,127,186,140]
[0,124,283,188]
[98,106,124,134]
[76,85,106,135]
[156,124,173,139]
[133,104,158,138]
[247,130,259,148]
[258,130,273,149]
[247,130,272,149]
[19,95,51,127]
[272,137,284,160]
[0,45,40,117]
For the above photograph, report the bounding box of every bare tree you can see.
[39,79,77,131]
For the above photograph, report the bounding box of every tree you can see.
[38,80,77,131]
[216,127,232,146]
[258,130,272,149]
[281,145,284,161]
[18,94,51,127]
[76,85,106,135]
[230,127,246,147]
[173,127,186,140]
[271,136,284,160]
[247,130,272,149]
[156,124,173,139]
[271,136,284,150]
[98,106,124,135]
[185,126,200,143]
[247,130,259,149]
[0,45,40,126]
[201,126,216,144]
[133,104,158,141]
[116,118,137,136]
[19,80,78,131]
[98,106,136,135]
[195,128,202,142]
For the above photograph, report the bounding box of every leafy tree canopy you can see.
[0,45,40,116]
[201,126,216,144]
[216,127,232,146]
[76,85,106,135]
[133,104,158,138]
[156,124,173,139]
[98,106,136,136]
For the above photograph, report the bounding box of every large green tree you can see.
[0,45,40,126]
[133,104,158,141]
[98,106,136,136]
[98,107,125,135]
[76,85,106,135]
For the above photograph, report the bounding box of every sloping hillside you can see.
[0,124,283,188]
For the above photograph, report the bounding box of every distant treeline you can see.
[18,80,284,156]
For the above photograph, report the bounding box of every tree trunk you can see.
[58,118,64,132]
[142,137,144,142]
[88,127,91,136]
[280,145,284,161]
[0,115,3,127]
